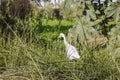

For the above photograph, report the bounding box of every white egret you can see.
[59,33,80,60]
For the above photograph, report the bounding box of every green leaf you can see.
[105,8,116,18]
[113,7,120,22]
[105,5,116,17]
[87,10,96,20]
[105,5,115,12]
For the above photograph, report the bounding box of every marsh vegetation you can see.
[0,0,120,80]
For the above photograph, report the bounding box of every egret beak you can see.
[58,36,64,40]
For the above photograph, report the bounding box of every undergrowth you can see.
[0,0,120,80]
[0,18,119,80]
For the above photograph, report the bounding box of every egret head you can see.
[59,33,65,40]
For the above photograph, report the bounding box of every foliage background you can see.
[0,0,120,80]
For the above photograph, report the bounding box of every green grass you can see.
[0,19,120,80]
[40,19,75,40]
[0,36,119,80]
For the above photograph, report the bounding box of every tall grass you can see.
[0,18,120,80]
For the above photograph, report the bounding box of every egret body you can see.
[59,33,80,60]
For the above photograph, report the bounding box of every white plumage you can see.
[59,33,80,60]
